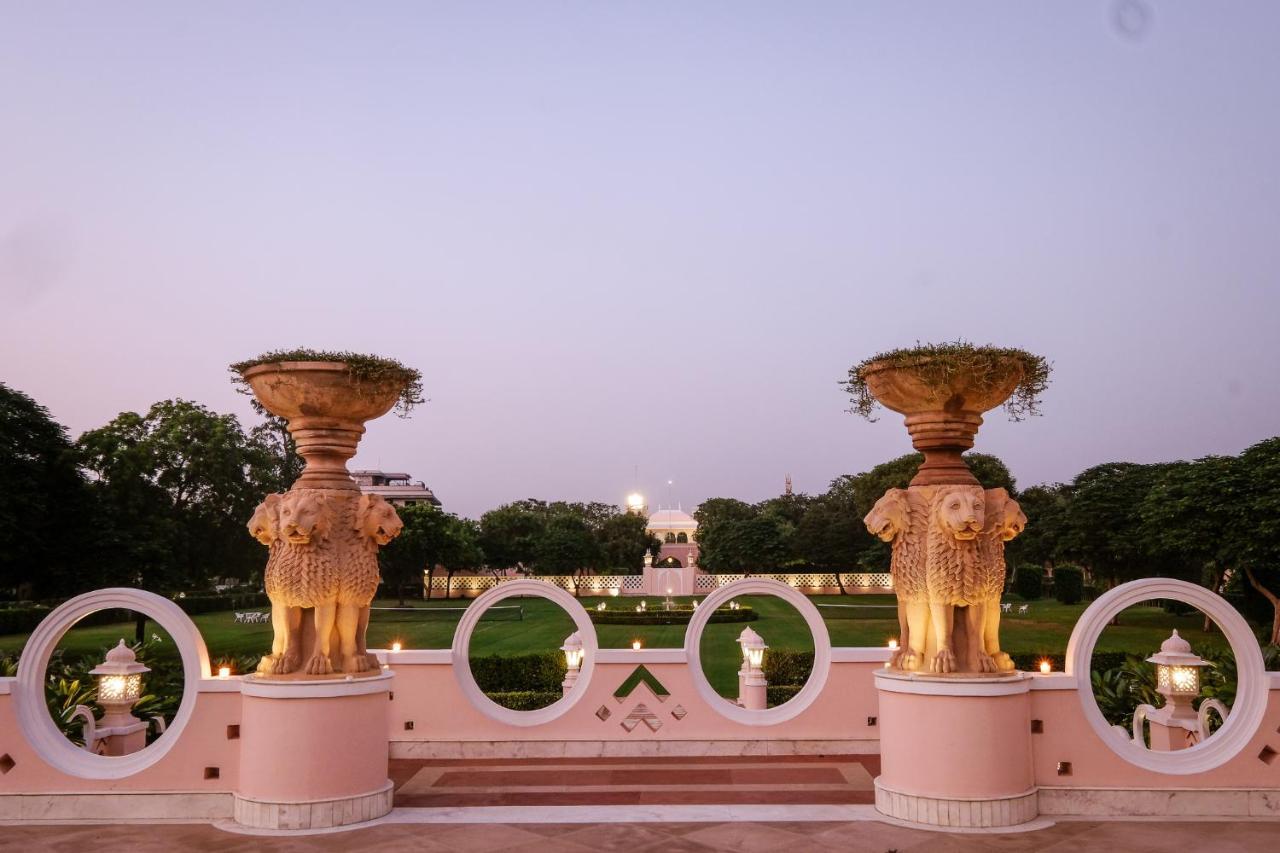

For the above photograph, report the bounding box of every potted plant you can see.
[231,349,423,490]
[843,342,1050,485]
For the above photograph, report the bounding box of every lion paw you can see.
[931,648,956,674]
[273,649,301,674]
[304,653,333,676]
[977,653,998,673]
[256,654,280,675]
[899,650,922,671]
[342,654,370,674]
[888,649,904,668]
[993,651,1015,671]
[365,653,381,670]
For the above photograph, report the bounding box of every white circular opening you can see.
[13,588,211,780]
[684,578,831,726]
[450,580,597,727]
[1065,578,1267,774]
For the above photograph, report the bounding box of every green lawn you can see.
[0,594,1239,701]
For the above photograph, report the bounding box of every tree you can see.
[380,503,454,604]
[478,500,550,572]
[596,512,659,572]
[692,498,756,572]
[1004,483,1070,571]
[0,384,94,598]
[76,400,284,593]
[792,490,873,593]
[848,452,1016,519]
[533,515,602,593]
[1233,438,1280,645]
[1058,462,1175,587]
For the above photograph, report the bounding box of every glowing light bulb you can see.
[887,639,899,651]
[218,666,231,679]
[1039,660,1051,674]
[632,640,642,651]
[391,641,402,653]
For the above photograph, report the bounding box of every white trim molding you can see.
[683,578,832,726]
[450,580,597,727]
[875,670,1032,697]
[595,648,686,664]
[831,647,895,664]
[13,588,211,780]
[372,649,452,666]
[240,671,393,699]
[1064,578,1268,775]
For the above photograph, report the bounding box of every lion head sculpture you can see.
[248,493,283,546]
[931,485,985,542]
[277,490,334,545]
[355,494,403,546]
[864,488,911,542]
[983,488,1027,542]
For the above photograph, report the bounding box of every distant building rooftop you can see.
[351,469,441,508]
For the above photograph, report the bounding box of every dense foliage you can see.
[843,342,1052,422]
[1012,566,1044,601]
[1053,565,1085,605]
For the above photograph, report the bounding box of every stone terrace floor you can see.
[3,819,1278,852]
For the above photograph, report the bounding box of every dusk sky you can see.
[2,2,1278,519]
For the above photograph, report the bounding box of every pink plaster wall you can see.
[1029,688,1280,789]
[383,659,883,743]
[0,691,241,794]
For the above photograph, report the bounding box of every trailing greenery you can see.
[1053,566,1085,605]
[843,341,1052,422]
[1012,566,1044,601]
[589,606,757,626]
[229,349,424,417]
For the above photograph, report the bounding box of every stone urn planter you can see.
[859,355,1025,486]
[239,361,407,490]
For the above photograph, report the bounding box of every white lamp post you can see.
[560,631,584,695]
[736,627,768,710]
[1133,630,1212,751]
[78,640,151,755]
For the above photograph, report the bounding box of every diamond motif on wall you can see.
[596,705,612,722]
[621,703,662,733]
[671,705,687,720]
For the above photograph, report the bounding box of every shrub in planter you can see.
[1053,565,1085,605]
[1012,565,1043,601]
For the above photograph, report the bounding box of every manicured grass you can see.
[0,594,1239,700]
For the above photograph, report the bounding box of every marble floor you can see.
[3,818,1279,851]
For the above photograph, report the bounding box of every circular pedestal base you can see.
[874,669,1038,828]
[875,778,1038,828]
[235,672,393,830]
[233,781,394,830]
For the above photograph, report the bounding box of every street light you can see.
[736,627,768,710]
[1131,630,1215,751]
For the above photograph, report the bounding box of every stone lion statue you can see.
[250,489,403,677]
[965,488,1026,672]
[864,488,927,670]
[924,485,985,673]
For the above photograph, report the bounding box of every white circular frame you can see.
[684,578,832,726]
[451,579,597,727]
[14,588,211,780]
[1065,577,1267,774]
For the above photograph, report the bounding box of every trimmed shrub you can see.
[590,607,756,626]
[483,690,561,711]
[762,648,814,686]
[468,652,566,693]
[1083,584,1101,601]
[1053,566,1085,605]
[1012,566,1043,601]
[766,684,802,706]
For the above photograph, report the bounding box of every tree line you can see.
[692,443,1280,644]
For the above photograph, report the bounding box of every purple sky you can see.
[2,2,1278,519]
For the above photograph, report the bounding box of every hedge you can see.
[1008,651,1127,674]
[1012,566,1044,600]
[589,607,757,626]
[762,648,814,686]
[1053,566,1085,605]
[766,685,803,706]
[468,652,566,693]
[0,592,271,636]
[483,690,561,711]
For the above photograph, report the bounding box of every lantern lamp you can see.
[560,631,585,694]
[80,640,151,756]
[1147,630,1209,707]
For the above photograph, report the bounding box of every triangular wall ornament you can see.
[613,665,671,704]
